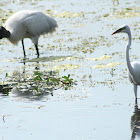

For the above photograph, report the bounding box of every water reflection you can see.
[0,55,73,100]
[0,62,54,100]
[131,103,140,140]
[25,55,72,63]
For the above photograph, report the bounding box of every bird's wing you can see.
[23,12,57,37]
[130,62,140,85]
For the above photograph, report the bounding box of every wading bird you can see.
[0,10,58,58]
[112,25,140,102]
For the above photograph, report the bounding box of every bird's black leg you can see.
[35,44,39,58]
[134,84,138,105]
[22,39,26,57]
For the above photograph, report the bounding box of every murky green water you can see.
[0,0,140,139]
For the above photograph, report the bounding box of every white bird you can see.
[112,25,140,102]
[0,10,58,58]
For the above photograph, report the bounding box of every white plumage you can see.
[112,25,140,102]
[129,62,140,85]
[0,10,58,57]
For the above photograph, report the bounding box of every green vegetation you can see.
[0,73,11,95]
[33,71,74,92]
[0,71,74,96]
[110,68,116,77]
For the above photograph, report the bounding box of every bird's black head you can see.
[0,26,10,39]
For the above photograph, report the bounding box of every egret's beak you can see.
[112,28,121,35]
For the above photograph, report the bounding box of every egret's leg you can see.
[35,44,39,58]
[134,84,138,104]
[22,40,26,57]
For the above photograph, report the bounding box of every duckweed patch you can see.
[47,64,80,71]
[54,11,83,18]
[110,7,140,19]
[93,62,122,68]
[87,55,112,61]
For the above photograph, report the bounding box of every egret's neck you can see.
[128,31,132,47]
[126,31,134,76]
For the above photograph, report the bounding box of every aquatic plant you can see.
[0,71,74,96]
[33,71,74,92]
[0,73,11,95]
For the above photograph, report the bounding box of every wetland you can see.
[0,0,140,139]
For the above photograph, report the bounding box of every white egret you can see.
[0,10,58,58]
[112,25,140,101]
